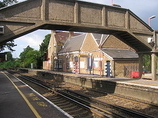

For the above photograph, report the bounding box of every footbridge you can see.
[0,0,158,80]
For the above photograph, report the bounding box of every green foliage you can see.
[39,34,51,61]
[0,52,20,69]
[143,54,151,72]
[0,59,21,69]
[0,40,17,52]
[19,46,41,68]
[0,33,51,69]
[0,60,13,69]
[20,46,34,62]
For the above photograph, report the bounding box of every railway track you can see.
[6,71,155,118]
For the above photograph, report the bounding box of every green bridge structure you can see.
[0,0,158,80]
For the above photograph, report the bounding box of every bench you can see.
[128,71,139,77]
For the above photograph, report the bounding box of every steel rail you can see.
[17,74,113,118]
[6,71,155,118]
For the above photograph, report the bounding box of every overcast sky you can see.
[7,0,158,58]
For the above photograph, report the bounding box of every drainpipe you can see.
[69,31,74,38]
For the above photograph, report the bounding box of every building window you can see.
[58,59,62,69]
[54,59,62,69]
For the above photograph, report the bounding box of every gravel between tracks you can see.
[18,73,158,118]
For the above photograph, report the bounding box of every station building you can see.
[45,31,139,78]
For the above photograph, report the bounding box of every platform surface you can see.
[19,69,158,104]
[45,70,158,88]
[0,71,71,118]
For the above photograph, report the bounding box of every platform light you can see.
[111,0,113,5]
[0,26,4,34]
[148,15,156,26]
[147,37,153,43]
[147,37,155,47]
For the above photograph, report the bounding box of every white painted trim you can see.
[102,50,113,60]
[100,35,110,46]
[58,51,80,55]
[91,33,100,47]
[80,33,87,50]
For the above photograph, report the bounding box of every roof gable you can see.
[81,33,98,51]
[102,35,132,50]
[91,33,109,46]
[59,33,86,53]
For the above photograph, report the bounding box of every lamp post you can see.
[111,0,113,5]
[148,15,156,26]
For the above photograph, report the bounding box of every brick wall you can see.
[102,35,133,50]
[114,60,139,78]
[81,33,98,51]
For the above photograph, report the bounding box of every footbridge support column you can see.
[151,31,158,81]
[151,53,157,81]
[138,53,143,78]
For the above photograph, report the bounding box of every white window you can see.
[54,59,62,69]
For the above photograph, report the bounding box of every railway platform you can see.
[21,69,158,105]
[0,71,71,118]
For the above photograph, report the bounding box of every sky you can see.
[4,0,158,58]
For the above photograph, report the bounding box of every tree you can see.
[143,54,151,73]
[20,46,34,62]
[19,46,40,68]
[0,51,16,69]
[22,50,40,68]
[0,41,17,52]
[39,34,51,61]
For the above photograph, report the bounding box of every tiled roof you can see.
[59,34,86,53]
[102,48,138,59]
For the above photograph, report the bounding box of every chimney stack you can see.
[69,31,74,38]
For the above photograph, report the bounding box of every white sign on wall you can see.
[94,58,103,61]
[80,61,85,68]
[93,60,99,68]
[69,62,73,68]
